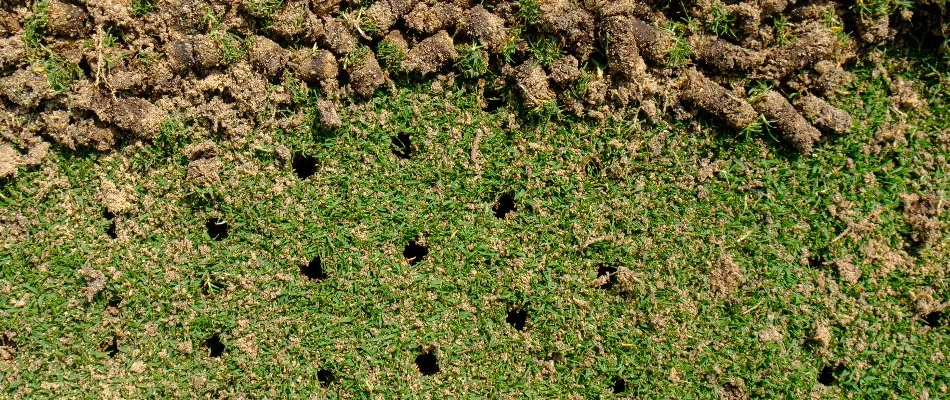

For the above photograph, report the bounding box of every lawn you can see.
[2,45,949,399]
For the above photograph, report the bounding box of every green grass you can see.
[455,43,489,79]
[0,47,948,399]
[377,39,406,75]
[131,0,157,16]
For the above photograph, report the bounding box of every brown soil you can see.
[0,0,942,168]
[680,69,758,130]
[752,90,822,154]
[901,193,945,246]
[794,94,852,135]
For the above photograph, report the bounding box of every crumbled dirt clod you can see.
[70,84,165,140]
[462,5,508,51]
[709,256,743,297]
[0,36,27,70]
[249,36,289,78]
[680,69,758,130]
[185,141,221,185]
[752,90,821,153]
[857,14,890,44]
[405,30,457,76]
[890,78,926,110]
[514,61,555,109]
[0,69,52,108]
[548,55,580,85]
[99,180,132,215]
[43,112,115,151]
[691,35,765,72]
[813,323,832,349]
[0,144,20,179]
[80,268,107,303]
[901,193,944,246]
[46,0,89,38]
[795,94,852,134]
[316,99,342,130]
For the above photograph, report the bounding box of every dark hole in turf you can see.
[105,337,119,358]
[107,297,121,307]
[103,209,115,220]
[1,332,14,347]
[206,218,229,241]
[205,334,225,358]
[924,310,944,328]
[106,220,117,239]
[415,351,439,375]
[612,377,627,393]
[317,369,335,386]
[403,239,429,265]
[506,307,527,331]
[292,152,318,180]
[597,265,618,289]
[818,363,844,386]
[301,256,327,280]
[391,132,412,159]
[493,192,516,219]
[201,277,226,296]
[807,248,826,268]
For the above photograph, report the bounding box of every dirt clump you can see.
[46,0,89,38]
[70,84,164,140]
[514,61,555,109]
[249,36,289,78]
[346,51,387,97]
[691,36,765,72]
[296,49,339,84]
[165,40,197,74]
[794,94,852,135]
[461,5,507,51]
[752,90,821,153]
[709,255,743,297]
[539,0,595,55]
[679,69,758,130]
[404,30,457,76]
[604,14,647,80]
[901,193,944,246]
[548,55,580,85]
[404,2,461,34]
[99,179,133,215]
[0,36,27,70]
[322,17,358,55]
[629,18,674,65]
[889,78,926,110]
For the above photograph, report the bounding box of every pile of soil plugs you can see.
[0,0,947,177]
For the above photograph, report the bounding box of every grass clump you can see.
[529,36,562,67]
[23,0,50,51]
[708,4,737,39]
[131,0,157,16]
[377,39,406,74]
[515,0,541,25]
[245,0,284,18]
[455,43,489,78]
